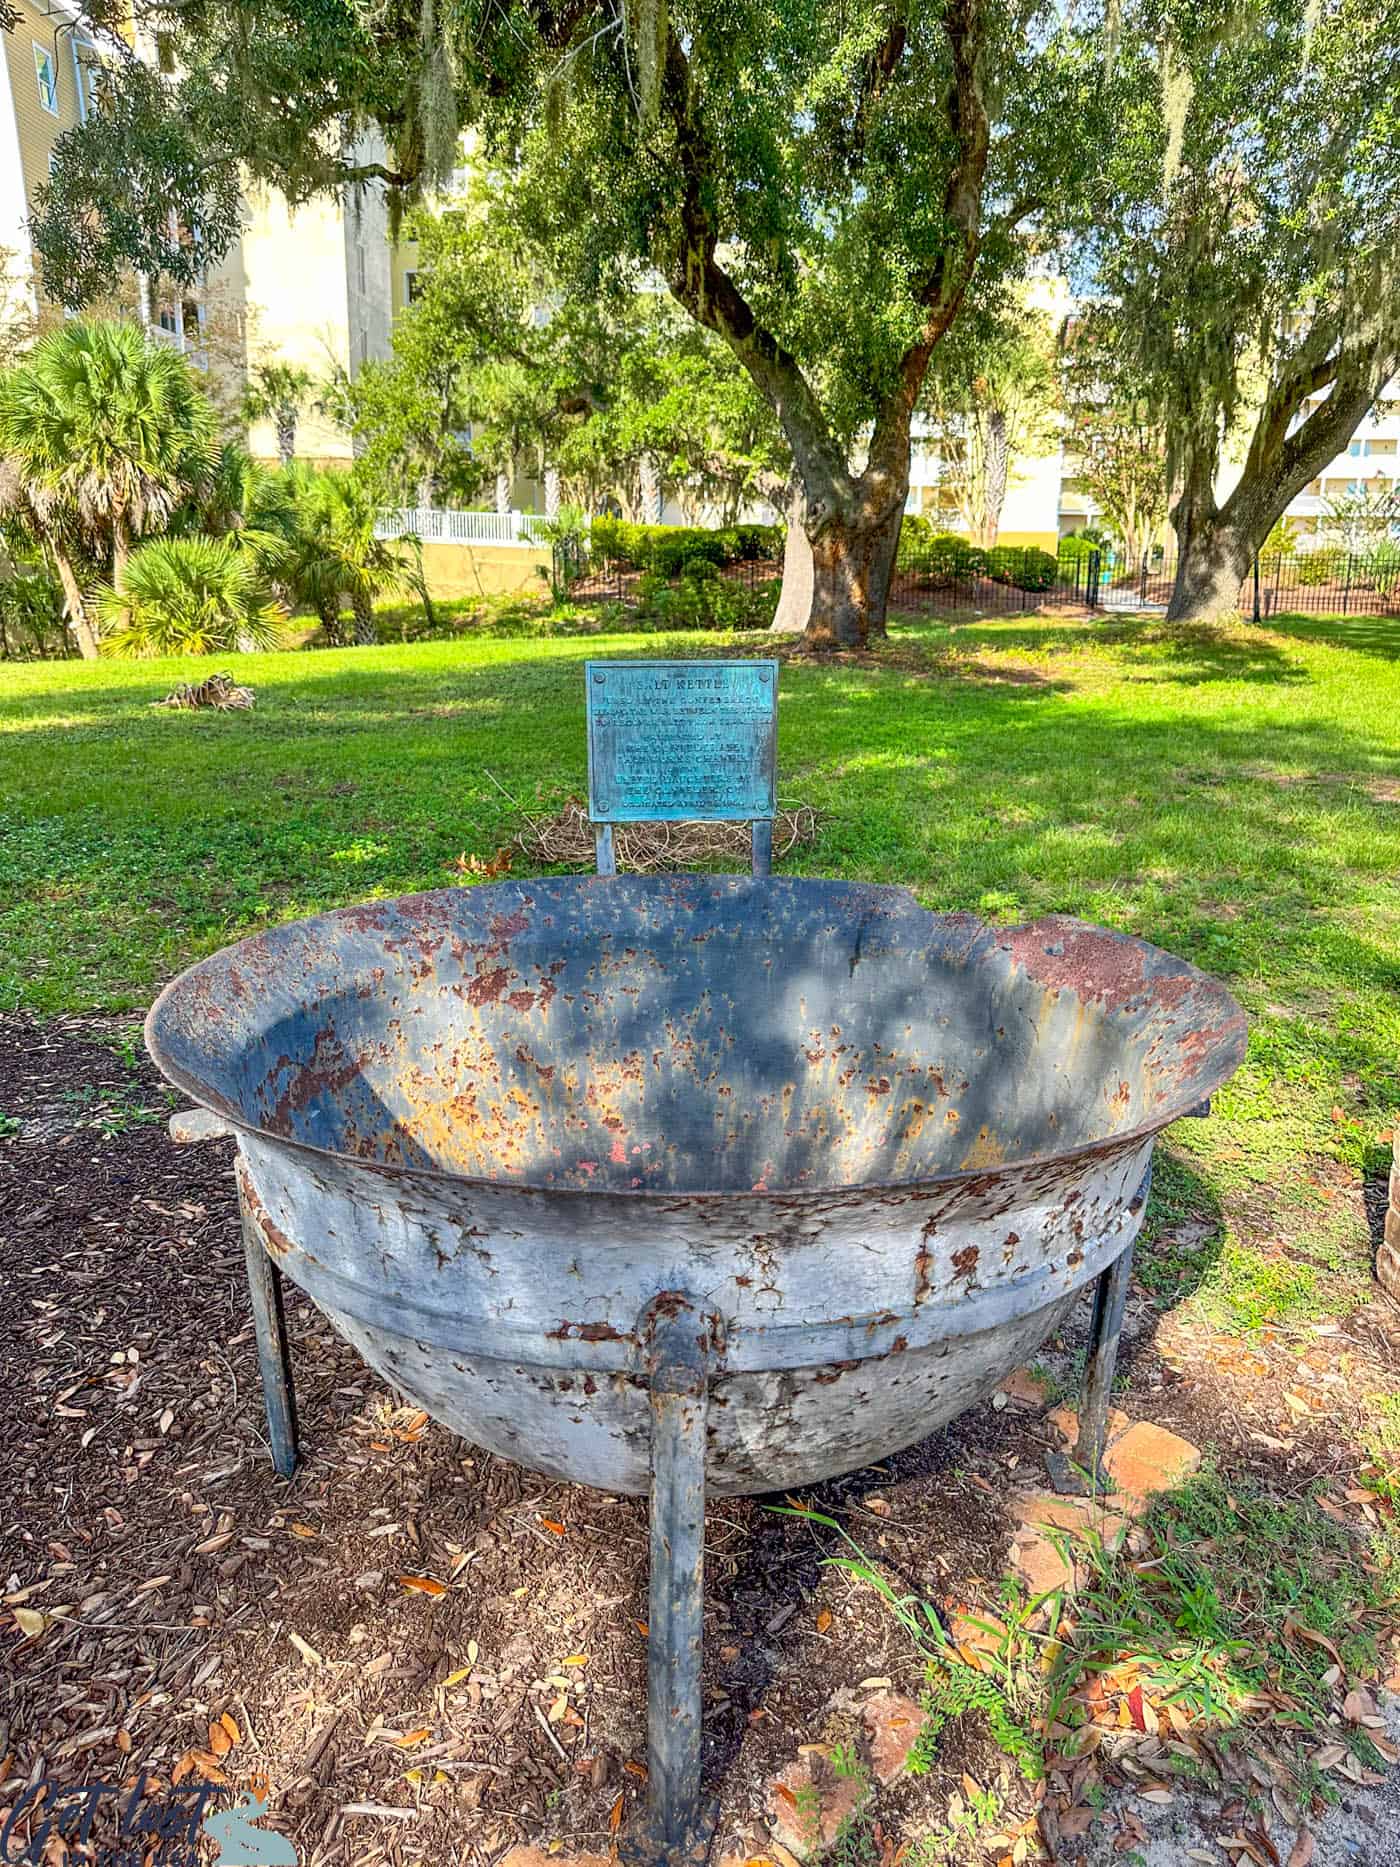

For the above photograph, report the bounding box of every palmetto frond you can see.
[97,533,289,657]
[0,319,219,561]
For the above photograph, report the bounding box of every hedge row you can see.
[589,518,783,577]
[896,518,1060,591]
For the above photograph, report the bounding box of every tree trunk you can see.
[112,513,131,589]
[52,548,99,659]
[319,598,344,646]
[352,587,377,646]
[277,412,296,468]
[495,469,511,515]
[771,485,813,635]
[982,409,1009,548]
[802,502,905,651]
[1166,512,1252,623]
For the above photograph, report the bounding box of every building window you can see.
[403,270,421,306]
[34,44,59,114]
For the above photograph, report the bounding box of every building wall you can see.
[1,0,99,315]
[413,540,551,598]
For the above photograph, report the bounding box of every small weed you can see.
[0,1111,20,1139]
[60,1084,169,1137]
[784,1469,1396,1810]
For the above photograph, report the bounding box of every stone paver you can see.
[998,1365,1055,1407]
[1046,1401,1131,1448]
[861,1692,929,1785]
[764,1749,867,1857]
[1103,1420,1202,1502]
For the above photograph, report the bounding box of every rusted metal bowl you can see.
[146,876,1246,1497]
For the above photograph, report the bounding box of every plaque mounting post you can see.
[585,660,778,880]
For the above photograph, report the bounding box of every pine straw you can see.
[513,799,821,872]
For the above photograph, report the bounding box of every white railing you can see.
[374,507,556,546]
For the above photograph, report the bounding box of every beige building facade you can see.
[0,0,104,326]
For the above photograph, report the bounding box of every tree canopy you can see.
[1078,0,1400,617]
[34,0,1113,645]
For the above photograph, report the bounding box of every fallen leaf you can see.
[1286,1832,1314,1867]
[1127,1684,1147,1732]
[115,1729,132,1754]
[609,1793,625,1835]
[540,1519,567,1536]
[395,1729,431,1748]
[815,1610,832,1634]
[290,1523,318,1540]
[208,1722,232,1758]
[442,1666,472,1689]
[11,1607,47,1638]
[562,1654,589,1667]
[624,1761,648,1781]
[774,1784,799,1810]
[397,1575,447,1596]
[219,1713,240,1747]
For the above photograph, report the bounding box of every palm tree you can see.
[284,470,405,646]
[241,361,315,467]
[97,534,289,657]
[0,319,218,656]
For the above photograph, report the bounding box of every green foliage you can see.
[1296,551,1342,588]
[283,469,408,642]
[0,318,219,576]
[1362,541,1400,596]
[632,566,775,631]
[1083,0,1400,582]
[0,560,68,659]
[97,534,288,657]
[590,519,779,575]
[986,545,1058,591]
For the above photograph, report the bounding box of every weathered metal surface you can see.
[586,661,777,823]
[237,1166,300,1478]
[146,876,1246,1498]
[642,1295,709,1852]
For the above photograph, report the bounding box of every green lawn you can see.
[3,612,1399,1300]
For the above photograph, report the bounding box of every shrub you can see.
[587,518,780,573]
[926,533,988,584]
[896,513,935,572]
[633,564,775,631]
[1363,541,1400,595]
[97,534,289,657]
[1014,546,1058,591]
[651,529,727,578]
[1057,533,1100,563]
[1296,549,1341,587]
[0,561,69,659]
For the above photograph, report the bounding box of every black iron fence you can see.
[558,539,1400,624]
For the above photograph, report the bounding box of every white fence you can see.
[374,507,555,546]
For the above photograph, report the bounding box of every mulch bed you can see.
[2,1015,1398,1867]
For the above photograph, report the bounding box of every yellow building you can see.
[0,0,105,325]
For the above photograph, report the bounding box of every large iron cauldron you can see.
[147,877,1246,1855]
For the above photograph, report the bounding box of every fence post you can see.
[1140,552,1149,606]
[1341,553,1352,615]
[1086,550,1101,611]
[1252,554,1261,624]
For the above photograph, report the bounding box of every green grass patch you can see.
[792,1468,1398,1800]
[2,611,1398,1350]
